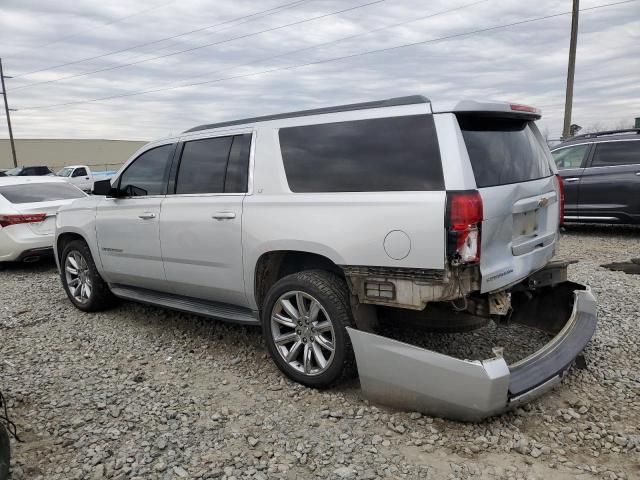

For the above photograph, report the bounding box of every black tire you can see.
[60,239,116,312]
[0,423,9,480]
[261,270,356,388]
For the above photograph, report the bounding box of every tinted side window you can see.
[73,167,87,177]
[119,144,174,196]
[279,115,443,192]
[176,136,233,194]
[591,141,640,167]
[225,134,252,193]
[552,144,589,170]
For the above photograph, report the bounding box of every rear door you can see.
[577,139,640,223]
[551,143,591,220]
[160,132,252,306]
[457,114,558,293]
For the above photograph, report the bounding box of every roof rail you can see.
[183,95,430,133]
[570,128,640,140]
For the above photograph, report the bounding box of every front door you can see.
[160,132,252,307]
[96,143,176,290]
[578,139,640,223]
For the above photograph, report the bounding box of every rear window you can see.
[0,183,85,204]
[458,115,552,188]
[279,115,444,192]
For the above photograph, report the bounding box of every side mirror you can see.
[92,179,114,196]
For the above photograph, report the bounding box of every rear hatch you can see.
[457,114,559,292]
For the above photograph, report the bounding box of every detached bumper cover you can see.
[347,284,597,422]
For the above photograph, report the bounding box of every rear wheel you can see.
[262,270,355,388]
[60,239,115,312]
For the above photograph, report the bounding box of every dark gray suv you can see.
[551,129,640,224]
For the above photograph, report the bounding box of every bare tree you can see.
[613,119,634,130]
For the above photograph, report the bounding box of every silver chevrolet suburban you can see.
[54,96,597,421]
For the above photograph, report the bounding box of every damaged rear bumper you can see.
[347,281,597,422]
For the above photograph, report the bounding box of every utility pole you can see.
[0,57,18,168]
[562,0,579,140]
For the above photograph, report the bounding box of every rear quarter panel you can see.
[243,112,446,310]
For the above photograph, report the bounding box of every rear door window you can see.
[0,183,85,203]
[174,133,252,195]
[279,115,443,192]
[591,140,640,167]
[175,136,233,195]
[458,115,552,187]
[552,144,590,170]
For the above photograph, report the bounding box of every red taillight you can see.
[0,213,47,228]
[446,191,483,264]
[555,174,565,226]
[509,103,537,114]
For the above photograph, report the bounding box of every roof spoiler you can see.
[431,100,542,120]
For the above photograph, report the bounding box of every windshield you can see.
[4,167,22,176]
[458,115,552,188]
[57,167,73,177]
[0,183,86,204]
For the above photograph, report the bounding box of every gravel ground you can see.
[1,225,639,480]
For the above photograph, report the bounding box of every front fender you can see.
[55,199,101,273]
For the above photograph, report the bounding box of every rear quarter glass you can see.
[279,114,444,192]
[457,115,552,187]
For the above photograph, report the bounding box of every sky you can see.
[0,0,638,141]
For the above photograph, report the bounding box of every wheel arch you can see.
[55,229,104,273]
[254,250,344,311]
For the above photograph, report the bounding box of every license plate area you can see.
[513,209,539,238]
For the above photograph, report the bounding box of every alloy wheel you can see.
[270,291,336,376]
[64,251,92,304]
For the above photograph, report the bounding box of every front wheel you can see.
[60,239,115,312]
[262,270,355,388]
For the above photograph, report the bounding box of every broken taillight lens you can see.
[446,191,483,264]
[0,213,47,227]
[555,174,565,226]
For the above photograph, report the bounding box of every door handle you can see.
[564,177,580,183]
[138,212,156,219]
[212,212,236,220]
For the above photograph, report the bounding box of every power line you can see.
[122,0,489,92]
[14,0,488,109]
[17,0,638,112]
[12,0,311,79]
[17,1,176,52]
[10,0,387,90]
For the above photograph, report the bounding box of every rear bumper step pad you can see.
[347,283,597,422]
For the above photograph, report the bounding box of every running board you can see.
[110,284,259,325]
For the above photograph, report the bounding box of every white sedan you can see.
[0,176,86,263]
